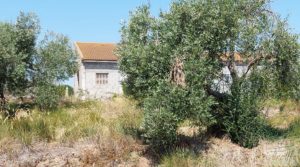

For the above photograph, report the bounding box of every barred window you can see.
[96,73,108,85]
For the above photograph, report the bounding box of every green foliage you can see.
[118,6,170,101]
[143,109,179,151]
[144,81,213,123]
[222,85,263,148]
[57,85,74,97]
[35,84,60,111]
[118,0,299,150]
[33,33,77,110]
[35,32,77,83]
[220,72,271,148]
[0,12,78,111]
[141,81,215,150]
[265,21,300,100]
[0,12,40,99]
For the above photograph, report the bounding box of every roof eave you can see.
[82,59,118,63]
[74,42,84,59]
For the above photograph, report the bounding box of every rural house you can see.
[214,53,248,92]
[73,42,248,99]
[74,42,123,99]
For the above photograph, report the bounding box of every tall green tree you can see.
[0,12,39,104]
[117,0,299,149]
[0,12,77,110]
[34,32,78,110]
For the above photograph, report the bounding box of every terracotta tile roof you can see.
[75,42,118,61]
[220,52,243,63]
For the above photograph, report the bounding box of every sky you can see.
[0,0,299,86]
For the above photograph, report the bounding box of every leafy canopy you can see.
[0,12,78,110]
[117,0,299,149]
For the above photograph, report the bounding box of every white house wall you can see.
[77,61,122,99]
[214,65,249,92]
[74,60,249,98]
[74,61,87,98]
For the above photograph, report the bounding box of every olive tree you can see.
[0,12,77,111]
[117,0,299,149]
[0,12,40,106]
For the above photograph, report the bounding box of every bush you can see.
[57,84,74,97]
[140,81,215,151]
[143,109,179,151]
[35,84,60,111]
[221,77,267,148]
[224,111,264,148]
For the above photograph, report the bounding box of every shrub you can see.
[141,81,215,151]
[57,84,74,97]
[142,109,179,151]
[35,84,60,111]
[223,111,264,148]
[221,76,267,148]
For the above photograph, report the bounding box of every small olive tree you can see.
[0,12,77,111]
[117,0,299,149]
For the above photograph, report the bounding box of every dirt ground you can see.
[0,139,149,167]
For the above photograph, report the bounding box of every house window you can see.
[96,73,108,85]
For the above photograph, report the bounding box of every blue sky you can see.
[0,0,299,86]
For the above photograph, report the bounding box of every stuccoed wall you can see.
[214,65,249,92]
[75,61,123,99]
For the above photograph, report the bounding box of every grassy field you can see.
[0,97,146,142]
[0,97,145,166]
[0,97,299,166]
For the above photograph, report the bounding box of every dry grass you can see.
[263,99,300,114]
[160,100,300,167]
[0,97,142,144]
[160,148,215,167]
[0,100,104,145]
[204,138,299,167]
[160,137,300,167]
[1,97,299,166]
[268,110,300,129]
[0,96,146,166]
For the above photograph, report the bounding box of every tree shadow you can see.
[120,114,300,165]
[1,102,35,118]
[141,133,211,165]
[284,118,300,139]
[262,124,288,140]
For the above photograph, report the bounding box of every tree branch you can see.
[242,53,272,78]
[227,51,238,81]
[243,55,263,77]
